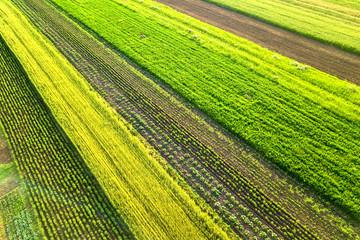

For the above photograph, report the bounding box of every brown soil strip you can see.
[0,135,12,165]
[0,147,12,165]
[154,0,360,85]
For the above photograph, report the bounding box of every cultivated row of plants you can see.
[49,0,360,221]
[122,106,284,240]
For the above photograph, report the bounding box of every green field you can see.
[200,0,360,55]
[49,0,360,221]
[0,0,359,238]
[0,1,230,239]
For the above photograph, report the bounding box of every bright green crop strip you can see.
[49,0,360,220]
[0,1,229,238]
[199,0,360,55]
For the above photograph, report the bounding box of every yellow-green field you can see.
[1,0,359,238]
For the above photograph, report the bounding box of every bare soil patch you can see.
[154,0,360,85]
[0,147,12,165]
[0,133,12,165]
[0,176,19,199]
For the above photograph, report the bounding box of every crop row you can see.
[48,0,360,221]
[122,106,285,239]
[13,0,320,238]
[0,34,133,240]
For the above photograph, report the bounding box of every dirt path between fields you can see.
[154,0,360,85]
